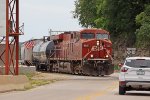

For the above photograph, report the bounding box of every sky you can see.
[20,0,82,42]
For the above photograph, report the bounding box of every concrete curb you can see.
[0,66,36,75]
[0,75,29,93]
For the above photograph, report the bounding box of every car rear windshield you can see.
[125,59,150,68]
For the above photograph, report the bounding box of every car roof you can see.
[126,57,150,60]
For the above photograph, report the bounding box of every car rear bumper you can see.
[125,81,150,90]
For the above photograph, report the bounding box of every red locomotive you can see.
[36,28,114,76]
[22,28,114,76]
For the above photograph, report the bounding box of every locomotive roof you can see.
[50,29,109,36]
[80,28,109,34]
[49,29,110,41]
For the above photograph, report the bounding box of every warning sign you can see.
[126,48,136,57]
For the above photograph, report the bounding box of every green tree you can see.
[104,0,149,46]
[73,0,98,28]
[136,5,150,47]
[73,0,150,47]
[94,0,108,28]
[73,0,107,28]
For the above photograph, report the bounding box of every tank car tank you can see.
[32,41,54,70]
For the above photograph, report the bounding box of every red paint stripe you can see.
[24,41,35,49]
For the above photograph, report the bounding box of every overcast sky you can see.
[20,0,82,42]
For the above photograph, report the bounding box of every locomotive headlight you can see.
[91,54,94,58]
[106,55,109,58]
[97,41,100,46]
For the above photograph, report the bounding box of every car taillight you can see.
[119,81,126,86]
[121,67,129,72]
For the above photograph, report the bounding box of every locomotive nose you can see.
[96,39,112,59]
[82,39,112,60]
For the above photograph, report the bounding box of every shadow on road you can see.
[114,91,150,97]
[126,92,150,96]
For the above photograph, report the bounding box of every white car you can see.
[119,57,150,95]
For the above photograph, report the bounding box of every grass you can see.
[25,73,36,80]
[114,65,120,72]
[30,79,50,86]
[23,72,54,90]
[24,80,51,90]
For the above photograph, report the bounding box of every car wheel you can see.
[101,75,104,77]
[119,86,126,95]
[35,63,40,71]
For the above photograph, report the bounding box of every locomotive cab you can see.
[79,29,113,75]
[80,29,112,61]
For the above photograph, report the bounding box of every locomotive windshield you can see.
[81,33,95,39]
[96,33,109,39]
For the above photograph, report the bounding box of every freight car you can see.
[20,39,41,66]
[32,28,114,76]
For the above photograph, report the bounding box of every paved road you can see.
[0,73,150,100]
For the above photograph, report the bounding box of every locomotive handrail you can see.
[49,51,55,58]
[50,31,78,33]
[83,49,92,60]
[49,30,78,35]
[105,48,114,61]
